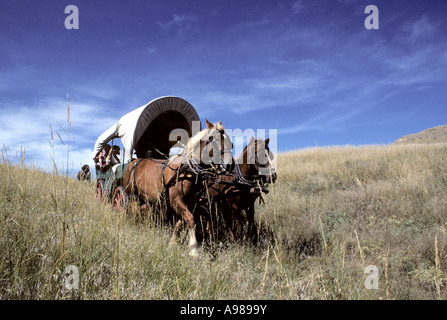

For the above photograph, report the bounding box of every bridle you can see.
[162,129,234,187]
[234,145,276,188]
[187,130,234,174]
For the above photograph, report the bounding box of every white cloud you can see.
[0,96,117,171]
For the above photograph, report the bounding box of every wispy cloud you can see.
[158,14,199,34]
[279,108,362,136]
[378,15,447,87]
[400,14,436,41]
[1,1,446,157]
[292,0,304,15]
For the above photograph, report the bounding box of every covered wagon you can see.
[93,96,201,208]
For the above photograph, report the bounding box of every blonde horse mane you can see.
[183,129,207,160]
[181,120,225,161]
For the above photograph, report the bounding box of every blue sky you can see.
[1,0,447,171]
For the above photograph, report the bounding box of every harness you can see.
[206,147,276,204]
[129,152,223,206]
[129,158,144,192]
[128,139,274,206]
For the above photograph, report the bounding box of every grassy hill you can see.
[1,143,447,299]
[394,125,447,145]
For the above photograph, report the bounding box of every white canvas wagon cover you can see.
[93,96,201,160]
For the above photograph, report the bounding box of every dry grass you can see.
[259,143,447,299]
[1,142,447,299]
[394,125,447,145]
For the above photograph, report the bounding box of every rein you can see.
[230,147,276,194]
[160,153,220,191]
[234,162,258,187]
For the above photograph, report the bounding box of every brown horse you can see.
[200,137,277,242]
[231,137,277,240]
[123,119,233,256]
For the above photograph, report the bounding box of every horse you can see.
[200,137,277,242]
[123,119,233,257]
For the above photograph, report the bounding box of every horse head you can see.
[183,119,234,172]
[239,137,277,184]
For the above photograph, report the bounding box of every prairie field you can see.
[1,143,447,299]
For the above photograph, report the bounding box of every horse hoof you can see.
[168,240,177,247]
[189,247,200,258]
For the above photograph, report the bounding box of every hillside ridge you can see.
[393,124,447,145]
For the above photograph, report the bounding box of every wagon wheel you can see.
[112,186,128,211]
[96,180,105,200]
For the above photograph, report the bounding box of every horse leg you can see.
[171,197,199,257]
[169,220,183,246]
[221,202,236,243]
[244,204,255,242]
[227,224,236,243]
[185,212,199,257]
